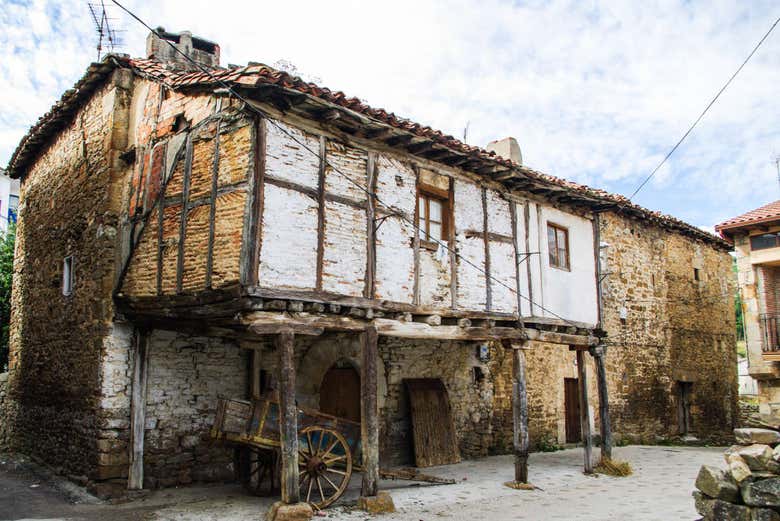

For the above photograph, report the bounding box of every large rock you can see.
[693,490,751,521]
[773,445,780,463]
[738,445,776,471]
[696,465,740,502]
[752,508,780,521]
[727,455,754,483]
[736,429,780,446]
[742,477,780,507]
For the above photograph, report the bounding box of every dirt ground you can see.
[0,445,722,521]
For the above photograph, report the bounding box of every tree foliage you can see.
[0,224,15,372]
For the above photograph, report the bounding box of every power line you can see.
[628,15,780,200]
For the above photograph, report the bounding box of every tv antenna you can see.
[88,1,123,61]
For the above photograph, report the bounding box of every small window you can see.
[62,256,74,296]
[417,187,449,244]
[751,233,780,251]
[547,223,570,270]
[7,195,18,223]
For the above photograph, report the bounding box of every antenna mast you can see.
[88,0,122,61]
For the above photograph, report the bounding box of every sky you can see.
[0,0,778,230]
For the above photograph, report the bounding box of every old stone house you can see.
[717,201,780,415]
[0,28,736,507]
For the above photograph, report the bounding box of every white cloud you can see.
[1,0,778,230]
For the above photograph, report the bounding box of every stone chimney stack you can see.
[486,137,522,166]
[146,27,220,70]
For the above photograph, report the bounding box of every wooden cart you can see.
[211,397,454,509]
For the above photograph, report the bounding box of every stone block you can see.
[752,508,780,521]
[358,492,396,514]
[742,477,780,507]
[728,455,754,483]
[696,465,739,502]
[265,501,313,521]
[738,445,775,471]
[736,429,780,446]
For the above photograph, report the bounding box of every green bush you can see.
[0,224,15,372]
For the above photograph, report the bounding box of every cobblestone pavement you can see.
[0,445,722,520]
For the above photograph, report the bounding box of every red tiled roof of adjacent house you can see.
[5,54,730,249]
[716,200,780,236]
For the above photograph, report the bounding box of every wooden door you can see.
[319,365,361,422]
[404,378,461,467]
[677,381,693,435]
[564,378,581,443]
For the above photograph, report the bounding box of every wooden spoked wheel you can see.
[245,446,281,496]
[298,426,353,510]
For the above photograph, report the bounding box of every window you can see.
[547,223,570,270]
[693,268,700,281]
[751,233,780,251]
[417,187,449,244]
[8,195,18,223]
[62,256,74,296]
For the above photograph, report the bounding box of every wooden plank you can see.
[481,188,492,311]
[128,328,150,490]
[404,378,460,467]
[523,202,533,314]
[509,203,524,318]
[412,166,421,306]
[264,174,367,211]
[463,230,515,244]
[251,348,262,400]
[277,330,300,503]
[176,135,193,294]
[316,136,327,291]
[364,153,378,299]
[448,177,457,310]
[591,345,612,460]
[526,328,597,347]
[361,326,379,497]
[373,319,524,341]
[512,344,529,483]
[241,117,266,286]
[593,212,604,327]
[205,112,222,289]
[576,349,594,474]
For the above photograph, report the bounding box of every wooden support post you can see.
[277,329,300,504]
[361,326,380,497]
[591,345,612,461]
[576,349,594,474]
[128,328,150,490]
[251,348,262,400]
[512,343,530,483]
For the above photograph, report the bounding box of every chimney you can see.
[486,137,522,166]
[146,27,220,70]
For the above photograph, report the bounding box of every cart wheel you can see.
[298,426,353,509]
[245,446,280,496]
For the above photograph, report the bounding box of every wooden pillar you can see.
[251,348,262,400]
[128,328,150,490]
[361,326,380,497]
[591,345,612,461]
[576,348,594,474]
[512,343,530,483]
[277,329,300,504]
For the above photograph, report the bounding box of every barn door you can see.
[564,378,581,443]
[319,365,361,422]
[404,378,461,467]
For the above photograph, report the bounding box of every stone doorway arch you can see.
[319,361,361,422]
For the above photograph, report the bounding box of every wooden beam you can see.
[316,136,327,291]
[512,343,530,483]
[251,348,262,400]
[205,112,222,289]
[241,117,265,286]
[176,135,193,293]
[510,203,524,318]
[277,330,300,504]
[448,177,457,309]
[527,328,597,347]
[128,328,150,490]
[361,326,380,498]
[408,140,434,154]
[576,349,594,474]
[246,311,365,334]
[372,318,524,341]
[523,202,533,316]
[591,345,612,461]
[364,153,377,299]
[482,188,492,311]
[412,167,421,306]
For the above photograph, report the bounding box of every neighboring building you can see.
[0,28,735,503]
[0,167,20,232]
[717,201,780,414]
[738,357,758,396]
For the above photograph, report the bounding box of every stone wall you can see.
[0,372,8,449]
[598,211,737,442]
[4,70,134,480]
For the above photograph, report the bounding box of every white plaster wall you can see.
[322,201,366,296]
[265,119,320,188]
[0,172,19,233]
[454,180,487,310]
[490,241,517,313]
[538,206,598,325]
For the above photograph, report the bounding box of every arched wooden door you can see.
[319,364,361,422]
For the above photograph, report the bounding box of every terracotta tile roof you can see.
[715,200,780,236]
[5,54,730,250]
